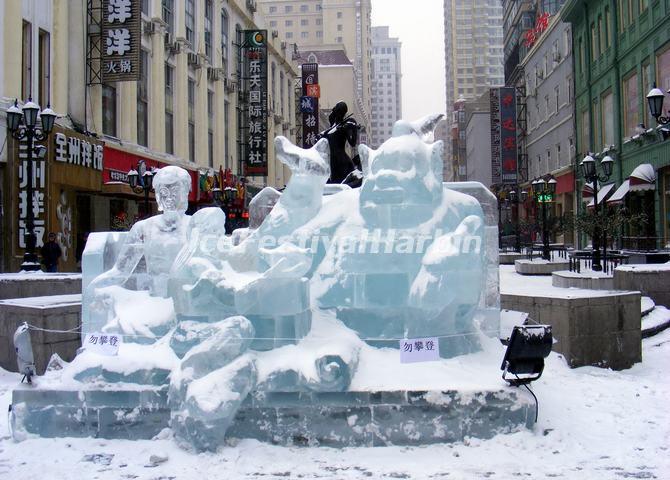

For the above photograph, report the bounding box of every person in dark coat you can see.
[41,232,62,272]
[317,101,361,184]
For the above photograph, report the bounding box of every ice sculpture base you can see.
[11,385,535,447]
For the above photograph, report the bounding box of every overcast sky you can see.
[371,0,446,122]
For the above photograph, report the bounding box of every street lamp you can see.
[580,153,613,271]
[646,83,669,126]
[127,160,154,218]
[531,176,556,261]
[5,98,57,271]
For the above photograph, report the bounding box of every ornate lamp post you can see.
[580,153,613,271]
[127,160,154,218]
[531,176,557,261]
[6,99,57,271]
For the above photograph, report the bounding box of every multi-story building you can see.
[443,0,505,176]
[1,0,298,271]
[370,26,401,148]
[522,14,575,245]
[259,0,373,133]
[464,92,493,187]
[562,0,670,249]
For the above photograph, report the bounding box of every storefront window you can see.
[657,43,670,92]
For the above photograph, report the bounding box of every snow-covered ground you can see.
[0,330,668,479]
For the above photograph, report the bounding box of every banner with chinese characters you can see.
[239,30,268,176]
[102,0,141,82]
[490,87,518,185]
[16,138,46,250]
[301,63,319,148]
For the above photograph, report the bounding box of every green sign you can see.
[537,193,554,203]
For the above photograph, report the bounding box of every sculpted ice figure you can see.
[183,137,330,350]
[316,119,486,357]
[86,166,192,338]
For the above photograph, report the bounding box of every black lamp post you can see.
[127,160,154,218]
[580,153,613,272]
[6,98,57,271]
[532,176,556,261]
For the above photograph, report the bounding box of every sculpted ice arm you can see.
[88,223,146,292]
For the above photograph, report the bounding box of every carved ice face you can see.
[156,182,189,213]
[360,135,443,208]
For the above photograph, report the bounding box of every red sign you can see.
[523,12,551,48]
[306,84,320,98]
[102,146,198,202]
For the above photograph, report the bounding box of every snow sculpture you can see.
[85,166,192,340]
[315,120,487,357]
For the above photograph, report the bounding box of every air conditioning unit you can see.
[142,19,155,35]
[272,30,279,39]
[281,41,287,50]
[246,0,257,13]
[188,53,202,68]
[164,33,181,54]
[224,78,237,93]
[208,67,223,81]
[274,113,282,124]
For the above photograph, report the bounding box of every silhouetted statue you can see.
[317,101,361,185]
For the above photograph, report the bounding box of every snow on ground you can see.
[0,331,669,479]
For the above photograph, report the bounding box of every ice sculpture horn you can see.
[409,114,445,143]
[274,136,330,177]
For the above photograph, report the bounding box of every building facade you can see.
[562,0,670,249]
[1,0,298,271]
[522,15,575,245]
[443,0,505,176]
[370,26,401,148]
[259,0,372,134]
[465,92,493,187]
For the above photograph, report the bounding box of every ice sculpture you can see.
[11,117,516,454]
[315,120,487,356]
[84,166,192,341]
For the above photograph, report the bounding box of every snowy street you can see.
[1,328,668,479]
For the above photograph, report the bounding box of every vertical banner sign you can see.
[240,30,268,176]
[301,63,319,148]
[490,89,501,185]
[102,0,141,82]
[499,87,518,184]
[17,139,46,249]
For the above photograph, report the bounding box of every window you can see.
[639,0,648,12]
[286,32,293,39]
[271,62,276,112]
[162,0,174,35]
[642,61,651,128]
[269,6,276,13]
[301,5,308,12]
[301,19,308,26]
[555,85,560,112]
[102,84,117,136]
[336,36,342,43]
[598,15,604,55]
[224,100,230,169]
[285,20,293,27]
[605,7,611,48]
[141,0,148,14]
[580,109,590,153]
[221,9,229,73]
[270,20,277,27]
[567,75,573,102]
[204,0,212,61]
[38,29,50,107]
[337,11,342,19]
[623,71,639,138]
[590,22,598,60]
[137,50,149,146]
[316,19,322,26]
[22,21,32,100]
[337,24,343,32]
[592,100,600,150]
[601,91,614,147]
[165,64,174,154]
[280,71,285,116]
[618,0,626,31]
[188,78,195,162]
[185,0,195,46]
[316,31,322,38]
[208,90,214,168]
[285,5,293,12]
[578,37,585,74]
[657,43,670,92]
[301,31,308,39]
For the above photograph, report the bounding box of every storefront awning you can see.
[629,163,656,191]
[586,183,616,208]
[607,179,630,205]
[555,171,574,195]
[582,181,600,198]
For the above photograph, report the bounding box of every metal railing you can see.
[568,250,629,274]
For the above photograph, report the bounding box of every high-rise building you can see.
[259,0,373,133]
[370,26,401,148]
[443,0,505,176]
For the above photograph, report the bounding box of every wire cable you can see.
[516,373,539,423]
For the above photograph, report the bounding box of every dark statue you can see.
[317,101,362,186]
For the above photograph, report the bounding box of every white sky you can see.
[371,0,446,122]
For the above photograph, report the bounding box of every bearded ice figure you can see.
[315,119,487,357]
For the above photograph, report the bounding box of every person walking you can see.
[41,232,62,272]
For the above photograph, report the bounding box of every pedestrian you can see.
[41,232,62,272]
